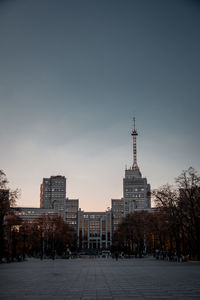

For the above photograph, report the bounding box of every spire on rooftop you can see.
[131,117,139,170]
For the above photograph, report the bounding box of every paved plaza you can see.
[0,257,200,300]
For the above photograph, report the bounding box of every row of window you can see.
[125,187,144,192]
[66,220,77,225]
[66,214,77,218]
[125,193,144,198]
[44,188,65,192]
[125,199,145,204]
[45,180,65,185]
[125,180,144,185]
[83,215,108,219]
[66,208,78,212]
[44,195,64,198]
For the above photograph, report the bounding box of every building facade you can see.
[13,207,57,221]
[111,119,151,230]
[111,199,124,232]
[123,168,151,214]
[40,175,66,217]
[77,211,112,250]
[65,198,79,233]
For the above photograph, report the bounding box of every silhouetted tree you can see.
[176,167,200,259]
[0,170,20,262]
[27,215,76,258]
[5,213,22,261]
[114,168,200,260]
[115,211,150,257]
[153,167,200,260]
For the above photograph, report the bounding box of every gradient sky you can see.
[0,0,200,211]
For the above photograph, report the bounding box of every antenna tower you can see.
[131,117,139,170]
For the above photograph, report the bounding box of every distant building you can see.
[78,211,112,250]
[40,175,66,217]
[123,168,151,214]
[65,198,79,233]
[13,119,151,249]
[111,119,151,230]
[13,207,57,222]
[111,199,124,232]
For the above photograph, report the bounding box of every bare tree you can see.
[153,167,200,260]
[176,167,200,259]
[0,170,20,262]
[114,168,200,261]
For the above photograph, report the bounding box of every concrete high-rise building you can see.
[65,198,79,233]
[111,119,151,231]
[123,168,151,214]
[123,118,151,214]
[111,199,124,232]
[40,175,66,217]
[40,175,79,232]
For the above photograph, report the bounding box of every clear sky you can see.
[0,0,200,211]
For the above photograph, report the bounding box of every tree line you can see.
[113,167,200,260]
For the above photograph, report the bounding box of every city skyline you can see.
[0,0,200,211]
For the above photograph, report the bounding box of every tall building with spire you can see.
[123,118,151,214]
[112,119,151,231]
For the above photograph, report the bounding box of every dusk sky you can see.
[0,0,200,211]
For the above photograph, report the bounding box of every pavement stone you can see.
[0,257,200,299]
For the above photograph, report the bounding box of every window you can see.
[125,188,133,192]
